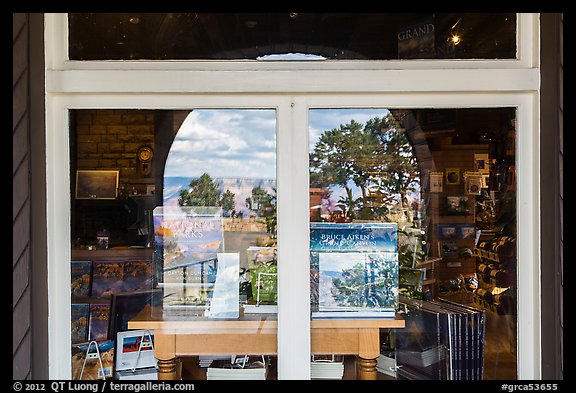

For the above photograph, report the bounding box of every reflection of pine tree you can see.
[331,255,396,308]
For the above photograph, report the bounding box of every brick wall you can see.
[72,109,159,245]
[74,109,156,194]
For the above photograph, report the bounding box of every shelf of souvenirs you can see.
[473,236,516,263]
[473,247,500,263]
[472,286,516,315]
[72,247,155,260]
[415,256,441,276]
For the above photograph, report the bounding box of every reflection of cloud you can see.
[165,110,277,179]
[166,108,393,179]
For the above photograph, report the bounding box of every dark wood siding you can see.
[13,12,32,380]
[558,13,563,379]
[540,12,563,380]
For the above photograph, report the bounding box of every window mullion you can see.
[276,96,311,379]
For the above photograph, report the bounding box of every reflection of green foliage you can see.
[178,173,235,215]
[246,186,276,217]
[336,188,362,219]
[397,228,427,299]
[179,173,221,207]
[310,115,420,221]
[220,190,235,213]
[397,228,426,268]
[250,263,277,304]
[331,257,397,309]
[245,186,277,234]
[398,267,424,299]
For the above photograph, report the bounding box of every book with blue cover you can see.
[310,222,399,318]
[153,206,223,309]
[310,222,397,253]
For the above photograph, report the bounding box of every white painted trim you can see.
[276,97,312,379]
[45,97,72,379]
[515,93,542,379]
[45,68,541,94]
[45,13,539,72]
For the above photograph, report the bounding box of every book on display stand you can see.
[310,222,399,320]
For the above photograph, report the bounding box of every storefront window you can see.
[70,109,279,380]
[68,13,516,61]
[308,107,517,380]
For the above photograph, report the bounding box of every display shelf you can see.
[72,247,154,261]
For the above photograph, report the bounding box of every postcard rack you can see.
[79,340,106,380]
[130,330,156,373]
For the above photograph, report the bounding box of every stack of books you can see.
[310,355,344,380]
[206,356,268,380]
[376,353,397,378]
[396,296,486,380]
[198,355,229,368]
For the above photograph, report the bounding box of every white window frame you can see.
[43,13,542,380]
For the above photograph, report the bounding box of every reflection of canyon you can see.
[163,176,276,214]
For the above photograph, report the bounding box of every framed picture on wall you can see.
[445,168,460,185]
[75,170,119,199]
[429,172,444,193]
[445,196,470,215]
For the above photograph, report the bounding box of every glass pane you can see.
[70,109,278,380]
[308,108,517,380]
[68,13,516,61]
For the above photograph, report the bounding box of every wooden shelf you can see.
[72,247,154,260]
[129,305,405,332]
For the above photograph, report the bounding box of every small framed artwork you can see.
[429,172,443,193]
[458,224,476,239]
[445,168,460,185]
[437,224,458,239]
[76,170,119,200]
[446,196,470,215]
[464,172,483,195]
[474,153,491,174]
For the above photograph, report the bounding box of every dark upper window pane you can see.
[68,13,517,61]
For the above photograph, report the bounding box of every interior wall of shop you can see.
[11,13,563,379]
[540,12,563,380]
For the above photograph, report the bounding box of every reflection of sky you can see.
[309,108,391,151]
[165,109,277,179]
[164,108,418,213]
[257,53,326,61]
